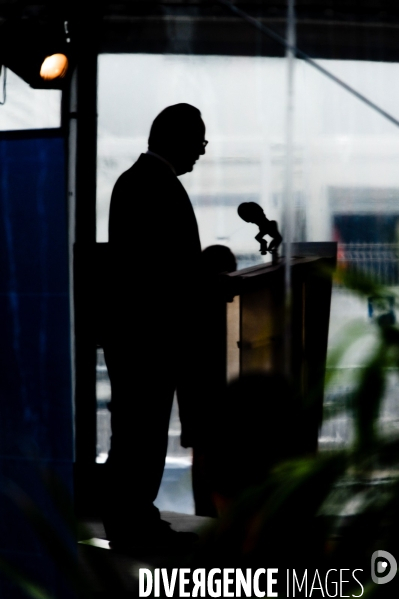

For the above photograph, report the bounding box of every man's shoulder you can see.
[113,153,186,201]
[120,153,175,180]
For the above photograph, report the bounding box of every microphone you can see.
[237,202,282,256]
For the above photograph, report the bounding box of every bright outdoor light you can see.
[40,53,68,80]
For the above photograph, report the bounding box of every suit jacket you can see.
[107,153,202,345]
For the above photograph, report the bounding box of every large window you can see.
[96,52,399,510]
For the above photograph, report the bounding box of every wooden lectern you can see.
[192,242,337,515]
[224,242,337,451]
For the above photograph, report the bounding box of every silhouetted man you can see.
[102,104,206,551]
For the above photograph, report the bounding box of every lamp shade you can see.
[0,18,74,89]
[40,54,69,80]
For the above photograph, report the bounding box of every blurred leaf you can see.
[334,266,387,298]
[3,478,91,595]
[351,342,387,455]
[240,453,348,556]
[0,556,53,599]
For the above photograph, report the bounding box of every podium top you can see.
[286,242,337,259]
[226,242,337,294]
[227,254,320,279]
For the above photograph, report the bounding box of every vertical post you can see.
[65,67,77,460]
[73,12,99,465]
[283,0,296,378]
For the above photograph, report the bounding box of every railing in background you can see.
[337,243,399,286]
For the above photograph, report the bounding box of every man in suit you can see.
[102,104,206,551]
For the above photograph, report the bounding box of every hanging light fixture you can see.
[0,18,74,89]
[40,53,69,80]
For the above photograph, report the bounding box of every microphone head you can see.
[237,202,264,224]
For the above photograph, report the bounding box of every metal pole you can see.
[283,0,296,378]
[217,0,399,130]
[73,11,99,465]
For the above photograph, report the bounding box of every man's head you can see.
[148,103,207,175]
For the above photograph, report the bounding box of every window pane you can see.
[97,53,286,271]
[96,53,288,514]
[289,59,399,448]
[0,69,61,131]
[96,53,399,509]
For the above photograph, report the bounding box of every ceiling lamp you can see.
[0,18,74,89]
[40,53,69,81]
